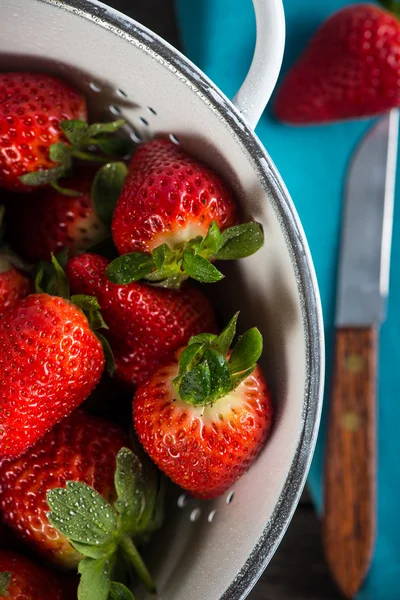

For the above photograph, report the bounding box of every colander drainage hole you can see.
[208,510,217,523]
[147,106,157,115]
[109,104,122,116]
[138,117,149,127]
[89,81,102,92]
[177,493,188,508]
[190,508,201,522]
[169,133,180,145]
[226,491,235,504]
[116,88,128,98]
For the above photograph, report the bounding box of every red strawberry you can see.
[274,4,400,124]
[134,314,273,499]
[0,257,30,316]
[0,411,162,596]
[0,293,104,459]
[109,139,264,288]
[112,138,238,254]
[0,410,128,567]
[8,169,107,263]
[66,252,218,387]
[0,550,65,600]
[0,73,86,191]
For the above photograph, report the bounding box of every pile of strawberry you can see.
[0,73,273,599]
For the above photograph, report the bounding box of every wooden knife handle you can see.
[322,327,377,599]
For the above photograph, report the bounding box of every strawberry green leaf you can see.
[61,120,88,144]
[109,582,135,600]
[230,366,257,390]
[72,294,108,331]
[71,541,112,560]
[47,481,117,546]
[179,360,211,405]
[96,333,116,376]
[182,250,224,283]
[87,120,126,138]
[188,333,217,346]
[50,253,70,299]
[92,162,128,227]
[214,222,264,260]
[151,243,175,272]
[114,448,146,535]
[78,557,112,600]
[106,254,156,284]
[19,165,67,186]
[204,349,231,400]
[94,137,134,158]
[228,327,263,375]
[49,142,71,165]
[199,221,221,257]
[183,236,203,254]
[34,262,46,294]
[71,294,102,313]
[211,312,239,356]
[114,447,164,538]
[55,247,69,270]
[0,572,11,596]
[379,0,400,18]
[176,342,205,376]
[140,473,165,536]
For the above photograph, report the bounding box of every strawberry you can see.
[0,206,31,315]
[0,550,65,600]
[274,4,400,124]
[8,169,108,263]
[0,410,163,598]
[0,258,30,316]
[0,293,105,459]
[109,139,264,287]
[133,313,273,499]
[66,252,218,387]
[0,73,86,191]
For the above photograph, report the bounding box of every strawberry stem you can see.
[120,535,156,594]
[71,150,109,163]
[173,313,263,406]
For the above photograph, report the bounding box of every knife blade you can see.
[322,109,398,600]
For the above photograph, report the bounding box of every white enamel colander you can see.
[1,1,324,599]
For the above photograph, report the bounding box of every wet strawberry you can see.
[134,314,273,499]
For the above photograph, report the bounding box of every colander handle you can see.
[232,0,285,129]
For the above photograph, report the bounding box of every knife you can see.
[322,108,399,599]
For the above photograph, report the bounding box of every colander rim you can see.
[34,1,325,598]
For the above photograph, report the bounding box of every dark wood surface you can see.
[323,327,377,599]
[107,1,343,598]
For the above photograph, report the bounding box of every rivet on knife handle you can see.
[322,326,376,599]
